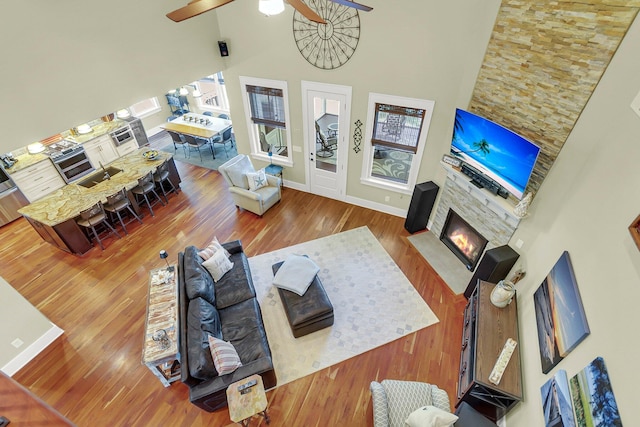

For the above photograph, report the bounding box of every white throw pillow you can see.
[246,169,268,191]
[202,250,234,282]
[405,406,458,427]
[207,335,242,375]
[198,236,229,260]
[273,254,320,296]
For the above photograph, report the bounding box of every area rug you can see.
[155,130,238,170]
[248,226,439,387]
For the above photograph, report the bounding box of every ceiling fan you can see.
[166,0,372,24]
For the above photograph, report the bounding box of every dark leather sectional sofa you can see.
[177,240,277,411]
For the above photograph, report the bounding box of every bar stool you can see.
[76,201,121,250]
[153,160,179,204]
[104,187,143,235]
[132,171,166,217]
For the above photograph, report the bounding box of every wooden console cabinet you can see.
[456,280,522,421]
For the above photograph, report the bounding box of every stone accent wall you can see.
[431,176,518,251]
[469,0,639,200]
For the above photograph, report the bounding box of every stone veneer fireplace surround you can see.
[414,163,522,294]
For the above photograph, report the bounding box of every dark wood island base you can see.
[19,152,181,255]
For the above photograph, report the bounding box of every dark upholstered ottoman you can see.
[272,261,334,338]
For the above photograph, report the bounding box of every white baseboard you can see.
[345,195,406,218]
[281,181,407,218]
[1,323,64,377]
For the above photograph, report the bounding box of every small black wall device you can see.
[218,41,229,57]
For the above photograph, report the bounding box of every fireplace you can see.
[440,209,488,271]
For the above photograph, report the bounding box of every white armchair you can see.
[218,154,281,217]
[370,380,452,427]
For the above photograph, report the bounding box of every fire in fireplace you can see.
[440,209,488,271]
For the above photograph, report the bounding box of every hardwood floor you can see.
[1,161,467,426]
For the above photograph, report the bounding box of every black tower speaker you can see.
[404,181,439,234]
[218,41,229,57]
[464,245,519,298]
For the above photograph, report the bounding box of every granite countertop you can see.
[18,148,172,227]
[5,120,129,175]
[5,152,50,174]
[65,120,128,144]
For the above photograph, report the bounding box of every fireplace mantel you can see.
[440,162,521,228]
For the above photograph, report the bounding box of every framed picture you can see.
[569,357,622,427]
[540,370,576,427]
[534,251,590,373]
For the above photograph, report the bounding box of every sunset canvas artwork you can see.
[534,251,590,374]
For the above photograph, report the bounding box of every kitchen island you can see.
[18,148,180,255]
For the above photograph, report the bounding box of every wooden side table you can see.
[226,374,270,426]
[264,164,284,189]
[142,266,180,387]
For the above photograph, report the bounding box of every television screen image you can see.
[450,109,540,199]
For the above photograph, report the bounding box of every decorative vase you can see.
[490,280,516,308]
[513,192,532,219]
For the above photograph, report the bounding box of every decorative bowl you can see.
[142,149,159,161]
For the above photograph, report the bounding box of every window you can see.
[239,76,292,166]
[128,97,161,118]
[193,72,229,114]
[361,93,435,193]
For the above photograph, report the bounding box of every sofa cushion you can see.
[406,406,458,427]
[225,155,255,189]
[215,251,256,309]
[187,298,222,380]
[219,298,271,363]
[183,246,215,305]
[207,335,243,375]
[203,250,234,282]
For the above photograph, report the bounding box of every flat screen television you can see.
[450,108,540,200]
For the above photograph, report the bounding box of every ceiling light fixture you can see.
[259,0,285,16]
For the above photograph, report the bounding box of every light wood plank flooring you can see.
[1,161,467,426]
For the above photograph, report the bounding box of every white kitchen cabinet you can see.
[115,139,138,157]
[83,135,118,167]
[10,159,66,203]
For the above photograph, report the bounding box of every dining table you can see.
[161,113,232,140]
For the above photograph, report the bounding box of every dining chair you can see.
[104,187,143,235]
[76,201,121,250]
[212,127,233,158]
[183,134,212,161]
[167,130,187,155]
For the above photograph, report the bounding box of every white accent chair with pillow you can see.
[218,154,281,216]
[370,380,455,427]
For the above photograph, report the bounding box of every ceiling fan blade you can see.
[327,0,372,12]
[286,0,326,24]
[167,0,235,22]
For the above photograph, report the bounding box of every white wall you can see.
[506,14,640,426]
[0,276,63,376]
[0,0,225,150]
[216,1,501,209]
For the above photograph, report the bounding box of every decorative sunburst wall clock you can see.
[292,0,361,70]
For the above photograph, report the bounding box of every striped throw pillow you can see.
[207,335,242,375]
